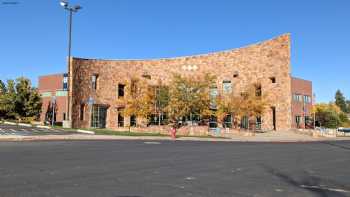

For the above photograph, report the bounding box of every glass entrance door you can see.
[91,105,107,128]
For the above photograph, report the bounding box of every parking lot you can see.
[0,124,75,136]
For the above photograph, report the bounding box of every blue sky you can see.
[0,0,349,103]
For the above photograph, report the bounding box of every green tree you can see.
[314,103,349,128]
[346,100,350,114]
[0,78,42,121]
[0,80,6,94]
[335,90,347,113]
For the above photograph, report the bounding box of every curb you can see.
[1,134,349,142]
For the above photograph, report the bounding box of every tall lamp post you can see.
[60,1,82,128]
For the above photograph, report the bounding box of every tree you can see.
[346,100,350,114]
[314,103,349,128]
[165,73,216,126]
[216,83,270,130]
[0,78,42,121]
[335,90,347,113]
[121,77,155,126]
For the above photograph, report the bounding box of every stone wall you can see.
[70,34,292,131]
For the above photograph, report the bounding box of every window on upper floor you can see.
[209,86,218,109]
[255,84,262,97]
[222,80,232,94]
[304,95,311,103]
[293,94,303,102]
[91,74,99,90]
[269,77,276,83]
[118,84,125,98]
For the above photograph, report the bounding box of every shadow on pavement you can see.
[261,164,349,197]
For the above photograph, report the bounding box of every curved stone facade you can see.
[70,34,292,130]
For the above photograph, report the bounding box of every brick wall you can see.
[70,34,293,131]
[38,74,67,123]
[291,77,313,128]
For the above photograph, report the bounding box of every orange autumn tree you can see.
[216,83,270,130]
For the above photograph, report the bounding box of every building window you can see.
[91,74,98,90]
[293,94,303,102]
[209,86,218,109]
[142,73,151,79]
[255,84,262,97]
[295,116,302,127]
[130,115,136,127]
[304,95,311,103]
[222,80,232,94]
[241,116,249,129]
[118,109,124,127]
[256,116,262,130]
[63,113,66,121]
[118,84,125,98]
[223,114,232,128]
[63,73,68,90]
[90,105,107,128]
[233,71,239,78]
[80,104,84,121]
[269,77,276,83]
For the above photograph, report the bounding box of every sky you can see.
[0,0,349,103]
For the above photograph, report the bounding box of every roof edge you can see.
[72,33,291,62]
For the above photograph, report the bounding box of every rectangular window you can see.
[304,95,311,103]
[223,114,232,128]
[222,80,232,94]
[256,116,262,130]
[209,86,218,109]
[63,113,66,121]
[295,116,302,127]
[118,109,124,127]
[130,115,136,127]
[118,84,125,98]
[270,77,276,83]
[241,116,249,129]
[80,104,84,121]
[255,84,262,97]
[293,94,303,102]
[91,74,98,90]
[90,105,107,128]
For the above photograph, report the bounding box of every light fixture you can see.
[60,0,68,7]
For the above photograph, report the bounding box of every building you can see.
[39,34,313,131]
[291,77,313,129]
[38,73,68,125]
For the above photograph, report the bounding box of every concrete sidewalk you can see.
[0,130,349,142]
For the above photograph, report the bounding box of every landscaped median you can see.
[77,128,228,139]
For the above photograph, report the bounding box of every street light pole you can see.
[60,1,82,128]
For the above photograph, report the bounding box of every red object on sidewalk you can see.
[170,127,177,139]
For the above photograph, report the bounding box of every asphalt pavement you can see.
[0,124,74,136]
[0,140,349,197]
